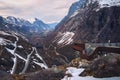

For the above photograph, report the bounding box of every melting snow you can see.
[6,48,14,55]
[62,67,120,80]
[0,38,7,45]
[18,45,23,48]
[34,47,48,69]
[20,47,34,74]
[1,58,5,60]
[94,0,120,11]
[11,55,17,74]
[6,35,19,74]
[11,47,48,69]
[57,32,75,46]
[0,31,10,35]
[66,67,84,76]
[33,61,48,69]
[15,54,26,61]
[2,32,48,73]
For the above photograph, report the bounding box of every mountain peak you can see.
[68,0,88,16]
[51,0,120,47]
[35,18,41,21]
[34,18,45,24]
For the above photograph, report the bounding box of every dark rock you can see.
[80,53,120,78]
[0,71,14,80]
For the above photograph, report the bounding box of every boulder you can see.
[80,53,120,78]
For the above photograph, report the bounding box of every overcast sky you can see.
[0,0,78,23]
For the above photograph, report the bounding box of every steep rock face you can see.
[51,0,120,47]
[56,0,89,29]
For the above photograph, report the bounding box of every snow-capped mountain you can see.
[68,0,88,17]
[32,18,51,33]
[50,0,120,47]
[6,16,32,27]
[0,16,56,45]
[56,0,89,28]
[0,16,54,34]
[94,0,120,8]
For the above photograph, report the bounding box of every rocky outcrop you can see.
[80,53,120,78]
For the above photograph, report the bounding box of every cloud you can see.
[0,0,78,23]
[0,1,13,10]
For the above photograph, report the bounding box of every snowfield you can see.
[62,67,120,80]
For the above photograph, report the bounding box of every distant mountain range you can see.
[0,16,57,35]
[0,16,58,45]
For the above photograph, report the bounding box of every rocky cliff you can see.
[50,0,120,47]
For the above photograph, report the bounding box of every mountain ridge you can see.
[49,0,120,47]
[0,16,57,45]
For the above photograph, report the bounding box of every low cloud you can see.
[0,1,13,10]
[0,0,78,23]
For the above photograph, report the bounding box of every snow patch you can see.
[6,48,14,55]
[57,32,75,46]
[62,67,120,80]
[16,54,26,61]
[0,31,10,35]
[66,67,84,76]
[98,0,120,8]
[11,55,17,74]
[94,0,120,11]
[15,47,48,69]
[34,47,48,69]
[5,34,19,74]
[0,38,7,45]
[1,58,5,60]
[20,47,34,74]
[70,10,79,18]
[33,61,48,69]
[18,45,23,48]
